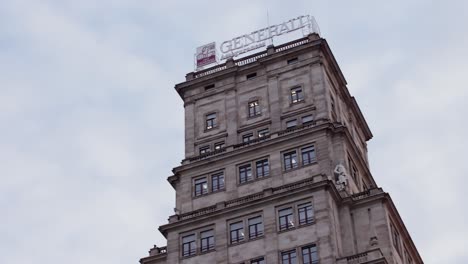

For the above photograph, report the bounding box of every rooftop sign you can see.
[220,15,317,60]
[194,15,319,70]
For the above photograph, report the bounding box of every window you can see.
[331,96,337,120]
[301,146,316,165]
[248,216,264,239]
[246,72,257,80]
[302,245,318,264]
[211,172,225,192]
[298,202,314,225]
[200,230,215,252]
[214,141,225,150]
[194,177,208,196]
[248,100,261,117]
[205,113,217,130]
[230,221,244,244]
[290,87,304,103]
[287,57,299,64]
[204,84,215,90]
[251,257,265,264]
[239,164,253,184]
[302,115,314,124]
[348,157,358,181]
[258,128,269,138]
[405,249,413,264]
[391,223,401,254]
[182,234,196,257]
[199,146,210,155]
[283,151,298,170]
[286,119,297,129]
[256,159,269,178]
[243,133,254,143]
[278,208,294,231]
[281,250,297,264]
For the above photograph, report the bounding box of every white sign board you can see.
[194,15,319,70]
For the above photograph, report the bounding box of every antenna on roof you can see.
[267,9,273,46]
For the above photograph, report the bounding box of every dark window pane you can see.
[279,208,294,231]
[182,234,196,257]
[248,216,264,239]
[200,230,215,252]
[243,133,254,143]
[211,172,224,192]
[239,164,253,184]
[194,177,208,196]
[258,129,269,138]
[286,119,297,128]
[291,87,304,104]
[256,159,269,178]
[249,100,261,117]
[214,141,225,150]
[284,151,298,170]
[302,245,318,264]
[298,202,314,225]
[302,115,314,124]
[301,146,316,165]
[206,113,217,130]
[282,250,297,264]
[230,221,244,244]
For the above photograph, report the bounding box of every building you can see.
[139,33,423,264]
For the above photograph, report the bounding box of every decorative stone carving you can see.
[334,162,348,191]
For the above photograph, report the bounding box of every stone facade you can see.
[140,34,423,264]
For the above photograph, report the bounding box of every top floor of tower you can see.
[174,33,372,167]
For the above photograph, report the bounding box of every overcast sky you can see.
[1,1,467,263]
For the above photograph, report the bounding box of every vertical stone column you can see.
[184,101,196,158]
[224,88,238,146]
[267,75,281,132]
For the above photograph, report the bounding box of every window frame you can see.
[301,146,316,166]
[278,207,295,231]
[248,100,261,117]
[286,119,298,129]
[228,213,264,246]
[194,177,208,197]
[199,145,210,155]
[181,234,197,257]
[242,133,254,143]
[239,163,253,184]
[200,229,215,253]
[391,222,402,255]
[246,72,257,80]
[283,150,298,171]
[257,128,269,138]
[290,86,304,104]
[229,221,245,244]
[211,172,225,192]
[255,159,269,178]
[277,199,315,232]
[301,114,314,125]
[248,216,264,239]
[297,202,314,226]
[205,112,217,130]
[250,257,265,264]
[282,144,317,171]
[214,141,225,151]
[238,157,270,185]
[301,244,319,264]
[281,249,297,264]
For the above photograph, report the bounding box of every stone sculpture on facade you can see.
[334,162,348,191]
